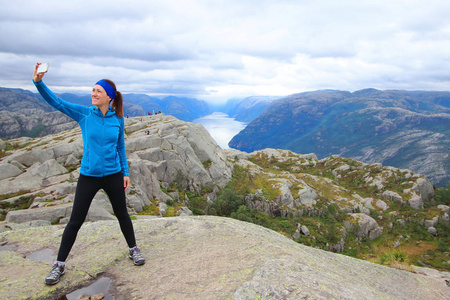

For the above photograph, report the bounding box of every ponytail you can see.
[102,79,123,118]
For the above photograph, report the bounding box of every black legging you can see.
[57,172,136,262]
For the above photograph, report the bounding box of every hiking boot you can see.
[45,262,65,285]
[129,246,145,266]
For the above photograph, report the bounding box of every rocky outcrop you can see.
[0,114,232,223]
[0,217,449,300]
[227,149,435,219]
[221,148,448,253]
[344,213,383,240]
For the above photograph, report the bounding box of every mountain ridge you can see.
[223,95,281,123]
[0,87,210,139]
[229,89,450,187]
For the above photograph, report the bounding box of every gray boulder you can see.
[297,184,318,207]
[28,159,68,179]
[376,199,389,211]
[413,177,435,201]
[427,227,437,236]
[408,192,424,210]
[0,171,42,194]
[178,206,193,216]
[382,190,403,202]
[7,149,55,167]
[0,163,23,180]
[5,203,72,224]
[424,216,439,228]
[438,205,450,214]
[329,238,345,252]
[300,225,310,236]
[344,213,383,240]
[0,139,6,151]
[440,213,449,223]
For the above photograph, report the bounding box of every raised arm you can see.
[32,63,90,122]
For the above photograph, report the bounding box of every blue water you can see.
[193,112,246,149]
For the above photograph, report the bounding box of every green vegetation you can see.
[0,190,31,201]
[26,124,47,138]
[378,250,407,265]
[186,191,208,215]
[0,194,36,221]
[138,199,160,216]
[0,140,29,158]
[435,184,450,205]
[202,159,212,169]
[210,187,245,216]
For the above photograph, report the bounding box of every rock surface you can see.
[0,216,449,300]
[0,114,232,222]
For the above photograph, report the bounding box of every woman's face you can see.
[91,84,111,108]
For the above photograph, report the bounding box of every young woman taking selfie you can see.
[32,63,145,285]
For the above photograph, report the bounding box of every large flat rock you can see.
[0,216,449,299]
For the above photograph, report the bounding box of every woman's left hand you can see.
[123,176,130,191]
[33,63,46,82]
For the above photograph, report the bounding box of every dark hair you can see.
[102,79,123,118]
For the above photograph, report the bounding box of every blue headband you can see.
[96,80,116,100]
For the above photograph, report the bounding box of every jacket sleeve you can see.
[33,80,89,122]
[117,117,129,176]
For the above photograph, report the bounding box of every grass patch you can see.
[202,159,212,169]
[0,194,36,221]
[0,190,31,201]
[138,200,160,216]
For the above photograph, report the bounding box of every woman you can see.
[32,63,145,285]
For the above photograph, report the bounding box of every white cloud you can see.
[1,0,450,104]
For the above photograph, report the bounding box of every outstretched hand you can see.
[32,63,45,82]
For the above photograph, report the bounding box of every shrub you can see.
[325,224,341,245]
[186,192,208,215]
[212,187,245,216]
[231,205,254,223]
[138,202,160,216]
[202,159,212,169]
[435,184,450,205]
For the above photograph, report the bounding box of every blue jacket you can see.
[33,80,129,177]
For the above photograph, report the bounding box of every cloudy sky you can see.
[1,0,450,104]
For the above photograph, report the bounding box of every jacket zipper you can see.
[101,114,105,176]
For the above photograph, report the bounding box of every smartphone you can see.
[37,63,49,73]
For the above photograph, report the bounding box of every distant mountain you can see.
[147,95,210,122]
[225,96,280,123]
[0,87,210,139]
[0,87,77,139]
[0,87,52,112]
[229,89,450,187]
[59,92,211,121]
